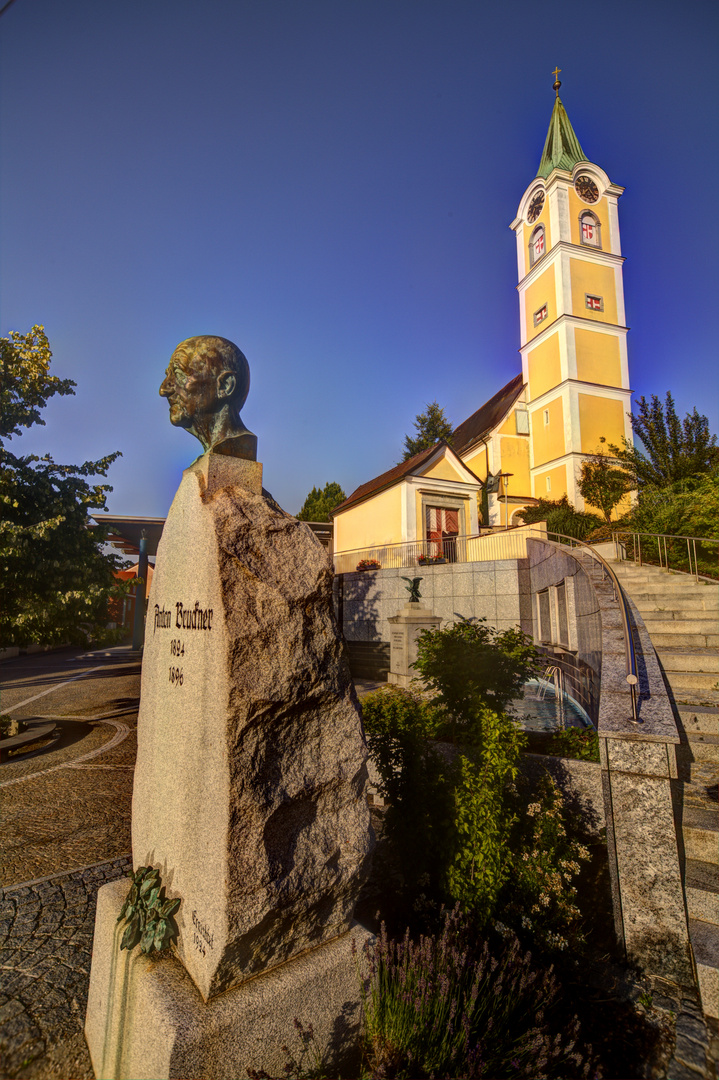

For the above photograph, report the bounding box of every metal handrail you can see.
[610,529,718,583]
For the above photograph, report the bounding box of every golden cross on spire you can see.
[552,66,562,94]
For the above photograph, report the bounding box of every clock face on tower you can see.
[575,175,599,203]
[527,190,545,223]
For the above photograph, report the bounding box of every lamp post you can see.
[132,530,148,652]
[498,472,513,530]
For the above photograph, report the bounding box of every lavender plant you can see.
[355,905,594,1078]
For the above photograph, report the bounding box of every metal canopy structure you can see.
[92,515,166,557]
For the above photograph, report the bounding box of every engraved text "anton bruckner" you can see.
[176,602,213,631]
[154,606,172,633]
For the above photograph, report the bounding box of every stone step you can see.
[676,735,719,765]
[666,671,719,692]
[614,567,718,585]
[678,774,718,813]
[682,806,719,865]
[679,707,719,737]
[685,860,719,924]
[657,648,719,674]
[633,595,719,611]
[688,919,719,1019]
[673,687,719,708]
[645,630,719,649]
[619,581,718,599]
[640,613,719,628]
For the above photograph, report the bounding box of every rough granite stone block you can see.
[607,740,671,777]
[131,455,373,1002]
[608,770,693,985]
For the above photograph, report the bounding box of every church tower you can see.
[509,73,633,511]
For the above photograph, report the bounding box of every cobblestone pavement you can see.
[0,859,132,1080]
[1,648,140,887]
[0,649,139,1078]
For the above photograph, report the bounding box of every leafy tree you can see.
[296,481,346,522]
[609,392,718,488]
[0,326,125,647]
[578,440,632,525]
[516,495,602,540]
[401,400,453,461]
[623,472,719,541]
[1,326,76,437]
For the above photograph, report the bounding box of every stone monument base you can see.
[85,880,373,1080]
[387,602,442,688]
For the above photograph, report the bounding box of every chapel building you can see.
[332,81,633,556]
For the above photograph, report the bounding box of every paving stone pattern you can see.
[0,858,131,1080]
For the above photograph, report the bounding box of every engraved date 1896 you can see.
[169,666,183,686]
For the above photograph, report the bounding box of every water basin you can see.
[509,678,592,733]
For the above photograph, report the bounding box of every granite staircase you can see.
[609,559,719,1026]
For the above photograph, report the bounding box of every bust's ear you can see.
[216,371,236,400]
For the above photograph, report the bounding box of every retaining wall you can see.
[334,560,533,680]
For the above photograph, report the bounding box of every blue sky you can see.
[1,0,717,518]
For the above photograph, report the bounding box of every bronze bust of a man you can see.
[160,336,257,460]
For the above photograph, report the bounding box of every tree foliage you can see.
[1,326,76,439]
[516,495,602,540]
[296,481,346,522]
[578,440,632,525]
[609,392,718,488]
[0,326,125,648]
[622,471,719,541]
[402,400,453,461]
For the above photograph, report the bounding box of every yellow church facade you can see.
[332,83,633,554]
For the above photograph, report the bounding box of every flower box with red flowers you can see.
[356,559,381,571]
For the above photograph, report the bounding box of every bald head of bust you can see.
[159,336,257,459]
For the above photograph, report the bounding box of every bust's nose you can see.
[159,373,173,397]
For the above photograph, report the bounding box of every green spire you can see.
[536,94,587,179]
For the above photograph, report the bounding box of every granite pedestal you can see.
[387,602,441,688]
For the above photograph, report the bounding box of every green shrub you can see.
[505,775,592,952]
[356,905,594,1079]
[446,707,524,923]
[516,495,603,540]
[412,616,540,737]
[362,628,592,951]
[361,686,454,898]
[547,726,600,763]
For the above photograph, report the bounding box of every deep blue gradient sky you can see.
[2,0,717,518]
